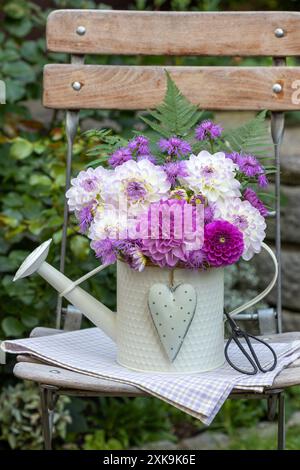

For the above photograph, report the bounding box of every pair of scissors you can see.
[224,310,277,375]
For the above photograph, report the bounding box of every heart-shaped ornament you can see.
[148,283,197,362]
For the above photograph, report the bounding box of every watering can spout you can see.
[13,239,116,341]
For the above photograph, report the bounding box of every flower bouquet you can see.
[65,74,273,373]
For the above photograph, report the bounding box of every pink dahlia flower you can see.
[138,199,203,268]
[203,220,244,268]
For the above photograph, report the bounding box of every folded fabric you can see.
[2,328,300,425]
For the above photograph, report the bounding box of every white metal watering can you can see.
[13,239,277,373]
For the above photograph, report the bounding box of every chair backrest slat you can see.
[43,65,300,111]
[47,10,300,56]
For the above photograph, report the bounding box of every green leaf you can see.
[0,256,16,272]
[3,1,28,19]
[2,317,25,337]
[29,174,52,186]
[21,315,39,328]
[28,220,43,236]
[5,78,26,102]
[70,235,90,259]
[4,18,32,38]
[2,61,35,83]
[20,41,44,64]
[10,138,33,159]
[140,72,203,138]
[0,46,20,62]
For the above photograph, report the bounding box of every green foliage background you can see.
[1,0,300,451]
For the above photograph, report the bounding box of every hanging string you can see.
[169,269,175,288]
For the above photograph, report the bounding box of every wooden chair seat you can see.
[13,355,300,395]
[13,331,300,395]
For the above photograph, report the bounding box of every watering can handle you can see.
[227,242,278,319]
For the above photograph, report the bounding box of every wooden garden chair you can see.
[10,10,300,450]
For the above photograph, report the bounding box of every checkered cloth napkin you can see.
[2,328,300,425]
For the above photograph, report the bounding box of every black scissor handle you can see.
[244,333,277,373]
[225,335,258,375]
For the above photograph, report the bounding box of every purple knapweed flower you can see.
[128,135,150,156]
[108,147,132,168]
[195,120,223,141]
[163,161,187,186]
[186,250,207,269]
[158,137,191,158]
[91,238,117,265]
[225,152,240,165]
[243,188,268,217]
[226,152,268,186]
[238,154,263,178]
[258,173,269,188]
[203,220,244,267]
[78,203,94,233]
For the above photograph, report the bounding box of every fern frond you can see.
[84,129,128,167]
[140,72,203,138]
[222,111,272,157]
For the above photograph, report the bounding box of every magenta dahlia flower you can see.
[243,188,268,217]
[203,220,244,267]
[195,120,223,141]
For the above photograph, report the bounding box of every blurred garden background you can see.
[1,0,300,450]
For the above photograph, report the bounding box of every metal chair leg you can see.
[267,393,278,421]
[39,385,58,450]
[277,392,286,450]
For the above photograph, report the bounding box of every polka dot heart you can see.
[148,283,197,362]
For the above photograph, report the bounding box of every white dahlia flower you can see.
[66,166,110,212]
[107,159,171,215]
[214,198,266,260]
[180,151,241,203]
[88,206,130,241]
